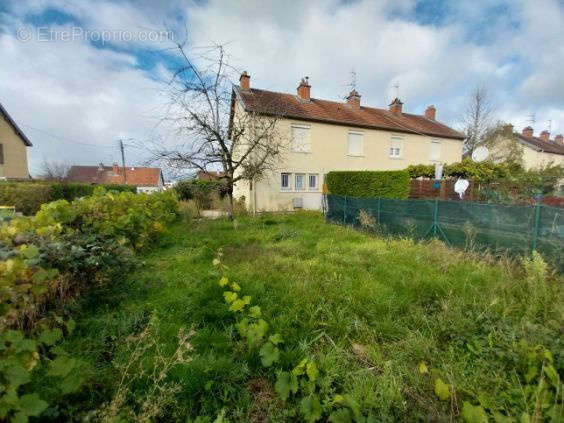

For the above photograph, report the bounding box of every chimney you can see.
[297,77,311,101]
[239,71,250,91]
[503,123,514,137]
[540,130,550,142]
[389,98,403,116]
[555,134,563,144]
[424,105,436,120]
[113,162,119,174]
[522,126,533,137]
[346,89,361,109]
[98,162,104,171]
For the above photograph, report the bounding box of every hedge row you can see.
[0,188,178,421]
[0,182,136,215]
[326,170,410,199]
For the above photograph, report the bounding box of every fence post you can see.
[433,197,439,237]
[531,203,541,252]
[377,197,381,225]
[343,195,347,225]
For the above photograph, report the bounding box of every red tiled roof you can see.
[197,170,225,181]
[67,164,163,187]
[515,133,564,156]
[235,87,465,140]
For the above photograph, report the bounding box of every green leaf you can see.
[259,342,280,367]
[248,306,262,318]
[434,378,450,401]
[329,408,353,423]
[300,395,323,423]
[47,356,75,378]
[275,371,292,401]
[418,362,429,374]
[65,319,76,334]
[38,328,63,346]
[461,402,488,423]
[223,291,238,304]
[543,364,559,387]
[229,296,251,312]
[5,365,31,388]
[493,412,516,423]
[21,245,39,259]
[268,333,283,345]
[230,282,241,292]
[235,318,249,337]
[18,393,48,417]
[306,361,319,382]
[218,276,229,287]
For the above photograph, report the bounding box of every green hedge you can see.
[0,182,136,215]
[326,170,410,198]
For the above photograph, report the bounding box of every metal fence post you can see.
[531,203,541,252]
[433,197,439,237]
[343,195,347,225]
[377,197,381,225]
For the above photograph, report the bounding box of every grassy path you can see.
[42,212,563,421]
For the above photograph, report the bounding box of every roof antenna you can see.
[527,112,536,126]
[547,119,552,133]
[348,69,357,91]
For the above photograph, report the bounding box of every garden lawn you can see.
[39,212,563,422]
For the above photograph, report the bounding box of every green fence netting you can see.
[325,194,564,272]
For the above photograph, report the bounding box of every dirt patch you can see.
[248,377,276,423]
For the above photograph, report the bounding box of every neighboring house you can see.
[0,102,32,179]
[515,126,564,168]
[67,163,164,193]
[196,170,225,181]
[230,72,464,211]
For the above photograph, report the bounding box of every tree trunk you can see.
[226,185,234,221]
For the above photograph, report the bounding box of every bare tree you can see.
[150,41,288,219]
[38,159,70,181]
[461,86,495,154]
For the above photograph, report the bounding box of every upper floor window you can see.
[430,139,441,161]
[291,124,311,153]
[347,131,363,156]
[389,136,402,158]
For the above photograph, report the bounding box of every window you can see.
[347,131,363,156]
[308,173,318,190]
[291,124,311,152]
[295,173,305,190]
[0,144,3,165]
[389,136,402,158]
[430,139,441,161]
[281,172,290,190]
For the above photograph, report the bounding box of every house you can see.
[515,126,564,168]
[67,163,164,193]
[0,102,32,179]
[230,72,464,211]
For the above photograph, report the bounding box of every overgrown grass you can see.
[36,212,563,421]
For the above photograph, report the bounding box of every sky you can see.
[0,0,563,177]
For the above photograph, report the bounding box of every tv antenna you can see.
[348,69,357,91]
[548,119,552,132]
[392,82,400,98]
[527,112,536,126]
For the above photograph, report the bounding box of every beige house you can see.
[231,73,464,211]
[0,103,32,179]
[515,126,563,168]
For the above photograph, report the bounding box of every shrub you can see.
[175,180,230,213]
[326,170,410,198]
[0,182,136,215]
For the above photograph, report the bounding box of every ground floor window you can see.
[308,173,318,190]
[295,173,305,190]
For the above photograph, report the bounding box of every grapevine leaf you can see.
[268,333,283,345]
[259,342,280,367]
[47,356,75,378]
[275,371,291,401]
[38,328,63,346]
[492,412,515,423]
[223,291,238,304]
[300,394,322,423]
[248,306,262,318]
[329,408,353,423]
[5,365,30,388]
[218,276,229,287]
[418,362,429,374]
[235,318,249,337]
[434,378,450,401]
[18,393,48,417]
[230,282,241,292]
[306,361,319,382]
[460,402,488,423]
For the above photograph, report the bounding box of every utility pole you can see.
[119,139,127,184]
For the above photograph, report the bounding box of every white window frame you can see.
[291,124,311,153]
[389,135,403,158]
[347,131,364,156]
[281,172,291,190]
[430,139,441,162]
[308,173,318,191]
[295,173,306,191]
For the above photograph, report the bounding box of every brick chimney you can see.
[239,71,250,91]
[555,134,563,144]
[297,77,311,101]
[112,162,119,174]
[424,105,436,120]
[346,89,361,109]
[522,126,533,137]
[540,130,550,142]
[389,98,403,116]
